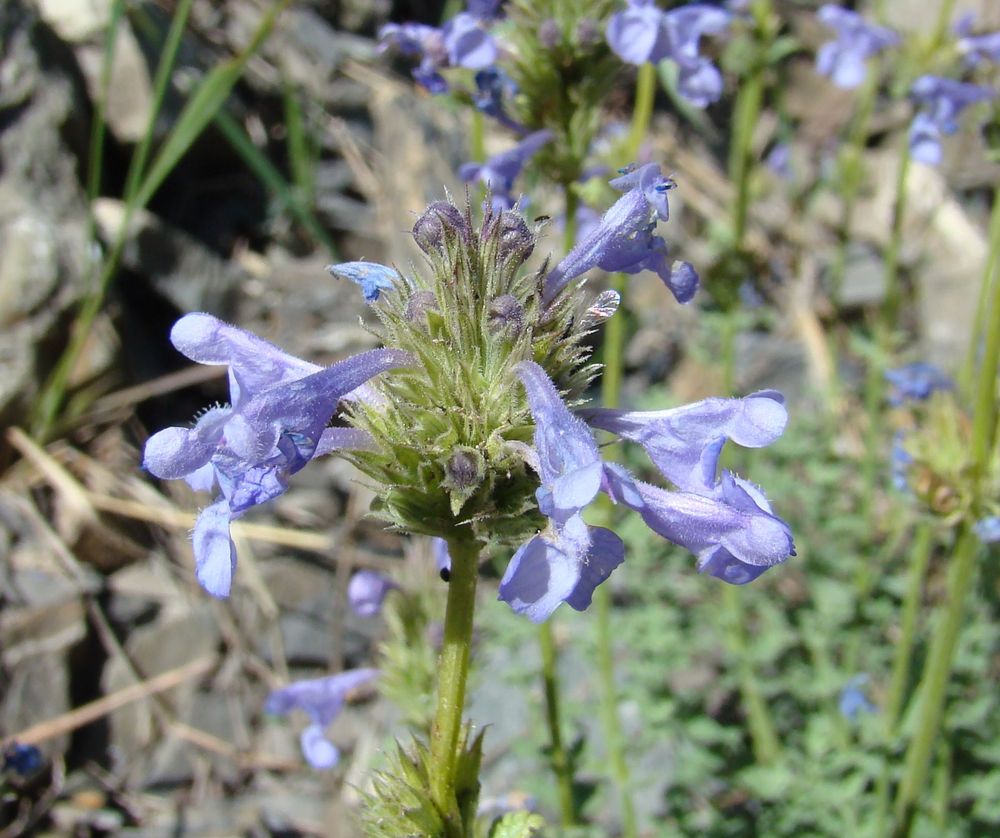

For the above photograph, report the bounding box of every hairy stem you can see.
[429,533,480,834]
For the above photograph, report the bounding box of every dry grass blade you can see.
[7,656,216,747]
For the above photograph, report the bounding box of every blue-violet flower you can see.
[459,130,554,210]
[815,5,900,89]
[379,5,498,94]
[498,364,795,620]
[348,570,399,617]
[142,314,410,597]
[543,162,698,304]
[908,75,995,166]
[265,668,379,769]
[606,2,731,107]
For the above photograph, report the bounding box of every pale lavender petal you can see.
[959,31,1000,66]
[265,668,379,726]
[300,724,340,770]
[314,427,376,457]
[606,2,667,64]
[515,361,602,499]
[348,570,397,618]
[443,13,498,68]
[498,535,581,622]
[677,58,724,107]
[908,111,942,165]
[143,426,217,480]
[606,475,794,581]
[193,500,237,598]
[564,526,625,611]
[185,462,217,492]
[170,313,319,396]
[583,391,787,492]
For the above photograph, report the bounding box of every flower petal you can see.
[300,724,340,770]
[498,535,580,623]
[143,426,216,480]
[564,526,625,611]
[170,313,319,397]
[192,500,237,598]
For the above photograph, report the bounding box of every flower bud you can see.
[444,447,484,489]
[412,201,470,255]
[498,210,534,263]
[488,294,525,335]
[538,19,561,49]
[442,447,485,515]
[575,18,601,47]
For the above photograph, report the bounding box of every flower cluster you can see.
[499,362,793,621]
[143,173,792,621]
[606,1,731,107]
[814,4,899,89]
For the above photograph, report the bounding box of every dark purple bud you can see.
[498,210,534,263]
[575,17,601,47]
[405,290,440,323]
[443,447,484,490]
[538,19,561,48]
[413,201,470,255]
[488,294,526,334]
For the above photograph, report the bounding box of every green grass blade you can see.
[282,81,315,208]
[86,0,126,206]
[122,0,196,205]
[133,0,293,211]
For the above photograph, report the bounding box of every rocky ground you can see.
[1,0,997,835]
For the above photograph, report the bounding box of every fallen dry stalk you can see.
[7,656,216,747]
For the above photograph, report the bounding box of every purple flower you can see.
[839,674,876,721]
[326,261,400,303]
[348,570,398,617]
[498,363,794,620]
[379,6,498,93]
[543,163,699,304]
[142,314,410,598]
[815,5,900,89]
[959,30,1000,67]
[908,76,995,166]
[974,517,1000,544]
[884,362,953,405]
[581,391,788,492]
[498,362,625,622]
[265,668,379,769]
[459,130,554,210]
[474,67,524,132]
[606,2,730,106]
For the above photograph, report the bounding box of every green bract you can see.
[343,199,599,547]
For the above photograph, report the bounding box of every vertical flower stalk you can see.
[891,193,1000,836]
[429,532,481,831]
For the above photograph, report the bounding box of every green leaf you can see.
[487,811,547,838]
